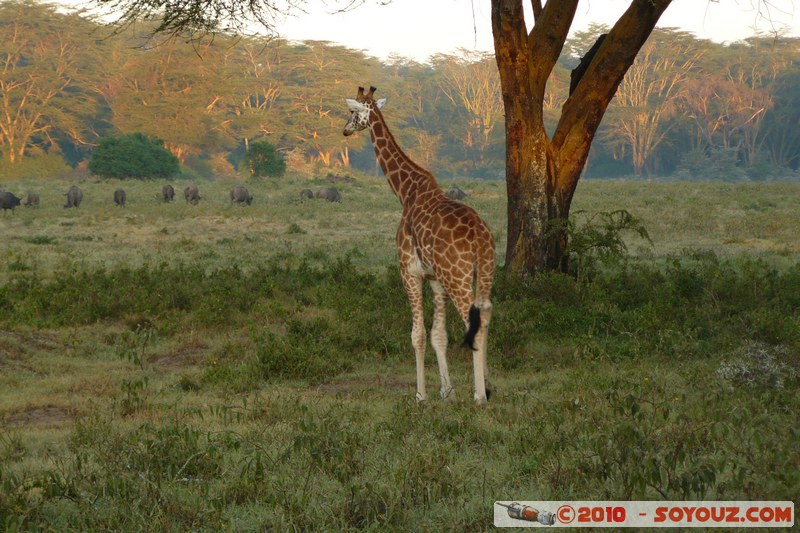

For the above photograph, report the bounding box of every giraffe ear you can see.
[375,98,387,110]
[345,98,367,112]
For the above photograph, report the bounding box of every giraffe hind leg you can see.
[445,281,491,404]
[466,303,491,404]
[472,300,492,402]
[429,281,454,400]
[401,270,428,402]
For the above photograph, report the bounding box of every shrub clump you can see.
[88,132,179,179]
[247,141,286,178]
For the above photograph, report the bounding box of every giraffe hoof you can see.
[415,392,428,403]
[440,388,455,401]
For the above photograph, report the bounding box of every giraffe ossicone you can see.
[343,85,496,404]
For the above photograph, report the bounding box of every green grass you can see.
[0,175,799,530]
[2,177,798,283]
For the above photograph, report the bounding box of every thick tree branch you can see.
[552,0,672,185]
[492,0,535,110]
[492,0,577,131]
[530,0,542,20]
[527,0,578,100]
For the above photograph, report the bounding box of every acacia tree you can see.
[491,0,673,274]
[680,67,726,154]
[718,37,793,167]
[605,31,700,176]
[0,4,83,164]
[433,50,503,170]
[285,42,380,167]
[763,68,800,169]
[237,40,284,144]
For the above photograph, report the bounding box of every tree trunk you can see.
[503,119,574,273]
[492,0,671,276]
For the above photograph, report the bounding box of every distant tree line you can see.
[1,1,798,180]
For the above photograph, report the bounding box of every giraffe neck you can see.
[367,106,439,207]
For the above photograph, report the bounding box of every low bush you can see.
[88,132,179,179]
[247,141,286,178]
[1,250,797,383]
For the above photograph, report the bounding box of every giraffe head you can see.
[343,86,386,136]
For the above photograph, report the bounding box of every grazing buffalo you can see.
[230,185,253,205]
[64,186,83,208]
[114,188,127,207]
[24,192,40,208]
[444,187,467,201]
[162,184,175,203]
[184,184,201,205]
[299,188,314,201]
[0,191,22,211]
[315,187,341,203]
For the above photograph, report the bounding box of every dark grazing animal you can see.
[0,191,22,211]
[299,188,314,201]
[315,187,341,202]
[444,187,467,201]
[184,184,201,205]
[162,184,175,203]
[24,192,40,208]
[230,185,253,205]
[64,186,83,208]
[114,188,127,207]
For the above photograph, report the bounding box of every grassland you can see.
[1,175,798,530]
[3,177,799,279]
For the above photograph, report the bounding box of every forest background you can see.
[2,0,799,183]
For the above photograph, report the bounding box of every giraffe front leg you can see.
[429,281,454,401]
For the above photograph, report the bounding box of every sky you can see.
[275,0,799,62]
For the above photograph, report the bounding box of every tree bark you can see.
[492,0,671,276]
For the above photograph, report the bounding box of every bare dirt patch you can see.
[0,330,60,375]
[0,329,60,358]
[315,374,414,395]
[149,342,209,369]
[4,405,74,427]
[326,174,357,185]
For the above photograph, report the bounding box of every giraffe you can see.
[343,86,496,404]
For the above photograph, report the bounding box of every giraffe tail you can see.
[463,242,494,351]
[462,304,481,351]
